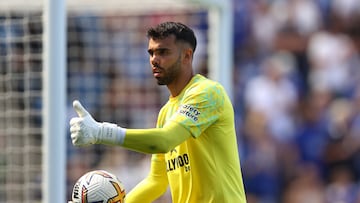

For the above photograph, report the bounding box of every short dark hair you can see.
[147,22,197,52]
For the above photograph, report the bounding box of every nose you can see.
[150,55,159,67]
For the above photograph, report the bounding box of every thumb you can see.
[73,100,89,118]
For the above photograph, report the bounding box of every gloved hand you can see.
[69,100,126,146]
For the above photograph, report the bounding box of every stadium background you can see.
[1,0,360,202]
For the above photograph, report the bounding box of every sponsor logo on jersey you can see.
[177,104,201,122]
[167,153,190,172]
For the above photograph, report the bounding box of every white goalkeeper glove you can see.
[69,100,126,146]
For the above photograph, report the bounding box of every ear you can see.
[182,48,193,63]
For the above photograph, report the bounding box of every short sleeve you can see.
[169,83,224,138]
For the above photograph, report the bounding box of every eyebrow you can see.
[147,47,169,55]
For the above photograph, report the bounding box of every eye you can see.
[159,49,167,55]
[148,48,170,57]
[157,48,170,56]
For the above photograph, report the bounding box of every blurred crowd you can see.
[233,0,360,202]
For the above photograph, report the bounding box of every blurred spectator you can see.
[282,163,325,203]
[242,110,281,203]
[307,19,359,97]
[244,51,298,143]
[249,0,281,53]
[294,86,332,177]
[286,0,322,36]
[330,0,360,22]
[324,166,358,203]
[324,98,356,169]
[241,51,300,202]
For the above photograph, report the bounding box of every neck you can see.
[168,72,194,97]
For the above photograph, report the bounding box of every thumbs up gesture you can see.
[70,100,126,147]
[70,100,101,146]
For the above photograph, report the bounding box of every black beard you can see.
[155,55,181,85]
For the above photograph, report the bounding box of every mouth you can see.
[153,72,161,77]
[152,67,162,77]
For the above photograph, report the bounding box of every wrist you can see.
[98,122,126,145]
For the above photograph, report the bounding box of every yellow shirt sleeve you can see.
[122,122,191,154]
[125,154,168,203]
[169,80,224,138]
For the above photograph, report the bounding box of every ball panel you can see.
[72,170,126,203]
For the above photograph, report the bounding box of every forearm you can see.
[125,154,168,203]
[123,122,191,154]
[125,176,167,203]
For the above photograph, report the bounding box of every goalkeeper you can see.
[70,21,246,203]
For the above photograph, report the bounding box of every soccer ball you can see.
[71,170,126,203]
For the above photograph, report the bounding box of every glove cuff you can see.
[98,122,126,145]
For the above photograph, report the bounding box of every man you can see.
[70,21,246,203]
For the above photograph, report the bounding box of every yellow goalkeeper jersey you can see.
[156,74,246,203]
